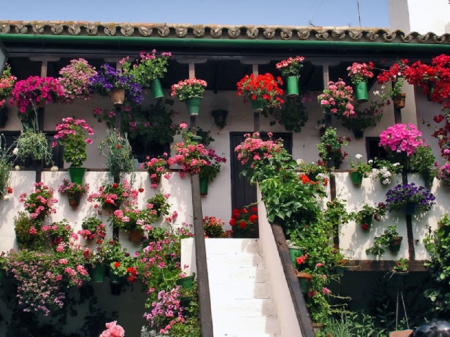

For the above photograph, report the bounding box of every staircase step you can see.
[211,298,276,316]
[205,238,260,255]
[213,315,279,336]
[207,253,264,267]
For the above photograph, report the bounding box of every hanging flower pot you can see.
[404,203,417,216]
[150,78,164,99]
[352,129,364,139]
[427,83,435,102]
[289,246,303,267]
[109,272,122,295]
[393,93,406,109]
[360,215,373,231]
[200,176,209,195]
[0,106,9,128]
[350,170,363,186]
[185,96,203,116]
[250,97,265,113]
[128,229,144,242]
[67,192,82,208]
[389,236,403,254]
[355,81,368,103]
[297,272,313,293]
[150,175,161,186]
[109,88,126,106]
[176,274,195,290]
[68,167,86,184]
[286,76,299,97]
[91,264,106,283]
[211,109,228,129]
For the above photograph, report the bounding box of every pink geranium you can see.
[347,62,374,84]
[317,79,355,117]
[99,321,125,337]
[170,78,207,101]
[379,123,424,157]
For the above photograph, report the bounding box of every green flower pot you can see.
[91,264,106,283]
[355,81,368,103]
[297,272,313,293]
[150,79,164,99]
[286,76,299,97]
[185,96,203,116]
[289,247,303,267]
[250,97,264,112]
[200,176,209,195]
[176,275,195,290]
[350,171,363,186]
[68,167,86,184]
[404,203,417,216]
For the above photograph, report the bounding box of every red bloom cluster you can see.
[237,73,284,108]
[377,59,409,84]
[229,206,258,237]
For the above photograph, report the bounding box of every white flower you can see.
[14,165,20,171]
[382,179,390,185]
[368,160,373,164]
[355,154,362,160]
[296,159,304,165]
[393,163,400,167]
[50,166,59,171]
[12,148,19,156]
[373,90,380,96]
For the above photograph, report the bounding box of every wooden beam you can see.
[344,260,426,272]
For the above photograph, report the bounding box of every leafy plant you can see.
[229,206,259,238]
[147,193,171,218]
[203,216,226,238]
[408,145,436,174]
[263,93,309,132]
[58,58,97,102]
[393,257,408,272]
[347,62,374,84]
[376,59,409,99]
[121,50,172,85]
[19,182,58,221]
[79,216,105,240]
[340,100,385,132]
[0,134,14,199]
[371,157,402,185]
[366,225,400,256]
[317,78,355,117]
[349,154,372,178]
[317,128,350,166]
[353,203,387,231]
[170,78,207,101]
[0,64,17,108]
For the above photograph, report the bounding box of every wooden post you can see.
[252,64,260,132]
[188,62,214,336]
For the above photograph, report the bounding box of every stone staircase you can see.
[206,238,280,337]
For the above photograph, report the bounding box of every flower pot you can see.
[250,97,265,112]
[109,88,125,106]
[286,76,299,97]
[0,105,8,128]
[289,247,304,268]
[297,272,313,293]
[389,236,403,254]
[404,203,416,216]
[211,109,228,129]
[150,175,161,186]
[391,271,408,290]
[176,275,195,290]
[360,216,373,231]
[350,170,363,186]
[333,160,342,170]
[200,176,208,195]
[128,229,144,242]
[68,167,86,184]
[67,192,82,208]
[91,264,106,283]
[422,171,433,188]
[150,78,164,99]
[393,93,406,109]
[185,96,203,116]
[352,128,364,139]
[355,81,368,103]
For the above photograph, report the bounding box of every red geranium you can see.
[237,73,284,109]
[229,206,258,238]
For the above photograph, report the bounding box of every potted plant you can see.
[366,225,402,256]
[236,73,284,112]
[87,180,138,214]
[53,117,94,183]
[296,159,327,181]
[379,123,425,166]
[58,58,97,103]
[353,202,387,231]
[371,157,402,186]
[121,50,172,98]
[10,75,65,113]
[408,145,436,186]
[99,321,125,337]
[89,63,143,106]
[275,55,305,97]
[263,93,309,133]
[199,148,226,195]
[435,162,450,187]
[140,155,169,187]
[170,78,207,115]
[339,100,385,139]
[0,64,17,127]
[317,128,351,169]
[376,59,410,109]
[385,183,436,215]
[147,193,171,218]
[202,216,226,238]
[99,129,135,183]
[347,61,374,103]
[317,78,355,118]
[349,154,372,186]
[228,206,258,238]
[19,182,58,222]
[79,216,105,241]
[58,178,89,208]
[393,257,409,273]
[110,204,158,242]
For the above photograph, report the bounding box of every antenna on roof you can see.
[357,0,362,27]
[309,20,315,27]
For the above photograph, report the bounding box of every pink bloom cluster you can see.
[19,182,58,220]
[141,155,171,188]
[379,123,424,156]
[276,56,305,77]
[10,76,65,113]
[317,79,355,117]
[347,62,374,84]
[58,58,97,102]
[234,132,283,168]
[99,321,125,337]
[53,117,94,144]
[87,180,139,213]
[0,65,17,108]
[170,78,207,101]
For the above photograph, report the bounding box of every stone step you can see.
[211,298,276,316]
[207,253,265,268]
[205,238,260,255]
[209,280,271,299]
[213,315,279,336]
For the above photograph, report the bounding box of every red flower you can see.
[114,261,120,267]
[249,215,258,223]
[239,220,247,229]
[229,218,236,226]
[112,183,118,189]
[296,254,308,266]
[361,224,369,231]
[117,144,121,149]
[7,187,12,194]
[434,114,445,123]
[138,188,144,193]
[250,206,258,213]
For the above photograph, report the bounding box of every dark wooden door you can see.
[229,132,292,212]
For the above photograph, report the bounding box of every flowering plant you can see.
[10,76,65,113]
[14,120,54,165]
[349,154,372,178]
[376,59,409,99]
[229,206,258,238]
[393,257,408,273]
[121,50,172,85]
[237,73,284,109]
[79,216,105,240]
[435,162,450,186]
[58,178,89,196]
[170,78,207,101]
[0,64,17,108]
[347,62,374,84]
[87,180,138,212]
[385,183,436,213]
[408,145,436,175]
[19,182,58,221]
[141,154,170,186]
[353,203,387,230]
[379,123,424,158]
[371,158,402,185]
[296,159,327,179]
[58,58,97,102]
[52,117,94,167]
[203,216,226,238]
[276,56,305,78]
[147,193,171,218]
[317,128,350,166]
[199,148,227,182]
[89,63,143,105]
[340,100,385,132]
[99,320,125,337]
[111,203,158,232]
[317,79,355,117]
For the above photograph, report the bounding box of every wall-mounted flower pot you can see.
[352,128,364,139]
[185,96,203,116]
[350,170,363,186]
[250,98,264,112]
[67,192,82,208]
[297,272,313,293]
[68,167,86,184]
[389,236,403,254]
[200,176,209,195]
[393,93,406,109]
[289,247,303,267]
[109,273,122,295]
[109,88,125,107]
[404,203,416,216]
[91,264,106,283]
[211,109,228,129]
[286,76,299,97]
[150,78,164,99]
[355,81,368,103]
[176,274,195,290]
[128,229,144,242]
